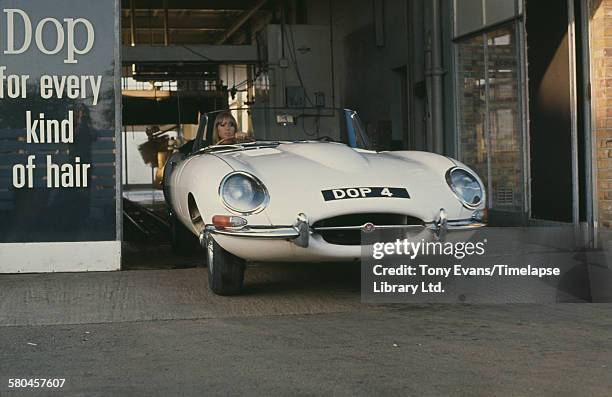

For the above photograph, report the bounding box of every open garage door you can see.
[526,0,591,225]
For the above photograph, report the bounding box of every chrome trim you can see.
[314,224,424,231]
[204,209,486,243]
[206,225,299,239]
[218,171,270,215]
[294,213,310,248]
[445,220,487,230]
[425,209,486,234]
[433,208,448,239]
[425,220,487,230]
[424,219,486,231]
[445,166,485,210]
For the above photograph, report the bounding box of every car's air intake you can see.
[312,213,423,245]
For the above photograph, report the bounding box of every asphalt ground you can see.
[1,262,612,396]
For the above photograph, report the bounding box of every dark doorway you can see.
[526,1,574,222]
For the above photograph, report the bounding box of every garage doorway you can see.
[526,0,590,224]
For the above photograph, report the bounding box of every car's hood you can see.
[211,142,466,223]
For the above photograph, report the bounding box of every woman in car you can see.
[213,112,248,145]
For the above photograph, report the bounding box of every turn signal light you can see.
[212,215,247,229]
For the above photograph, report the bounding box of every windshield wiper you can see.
[252,141,280,145]
[199,141,280,154]
[292,137,341,144]
[199,144,244,154]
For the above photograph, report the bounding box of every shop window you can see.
[456,23,524,212]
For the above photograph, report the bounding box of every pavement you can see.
[0,263,363,326]
[1,262,612,396]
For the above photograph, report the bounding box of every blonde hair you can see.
[212,112,237,144]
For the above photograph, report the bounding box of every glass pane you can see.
[457,34,489,192]
[487,26,523,210]
[0,1,117,242]
[456,23,524,213]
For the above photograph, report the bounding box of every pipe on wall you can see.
[431,0,444,154]
[425,30,433,152]
[329,0,336,108]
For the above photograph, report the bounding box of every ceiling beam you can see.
[121,15,231,29]
[121,0,266,12]
[122,45,259,64]
[216,0,268,45]
[122,27,226,32]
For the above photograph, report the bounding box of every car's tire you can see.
[206,235,246,295]
[170,211,198,256]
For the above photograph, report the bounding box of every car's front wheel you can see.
[206,235,246,295]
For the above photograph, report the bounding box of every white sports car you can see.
[163,107,486,295]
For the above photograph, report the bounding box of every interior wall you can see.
[306,0,410,149]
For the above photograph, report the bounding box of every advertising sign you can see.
[0,1,120,271]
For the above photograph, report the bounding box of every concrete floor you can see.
[0,264,363,326]
[1,265,612,396]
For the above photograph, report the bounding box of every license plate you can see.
[321,187,410,201]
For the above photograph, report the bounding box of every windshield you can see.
[199,107,370,150]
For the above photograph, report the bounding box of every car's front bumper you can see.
[203,209,486,262]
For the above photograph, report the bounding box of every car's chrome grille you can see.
[312,213,423,245]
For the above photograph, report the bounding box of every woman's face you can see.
[217,118,236,140]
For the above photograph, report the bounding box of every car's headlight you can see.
[219,172,269,214]
[446,167,485,209]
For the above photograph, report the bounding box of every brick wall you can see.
[591,0,612,228]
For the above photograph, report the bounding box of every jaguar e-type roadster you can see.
[163,107,486,295]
